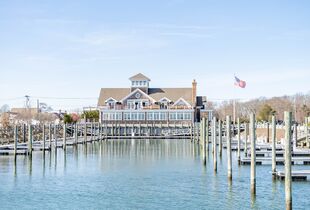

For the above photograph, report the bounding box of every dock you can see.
[275,170,310,181]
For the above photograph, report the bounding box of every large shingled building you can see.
[98,73,208,123]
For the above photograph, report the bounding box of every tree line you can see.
[209,93,310,123]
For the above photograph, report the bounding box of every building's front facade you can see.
[98,73,209,123]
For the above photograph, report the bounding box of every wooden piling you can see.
[49,124,52,149]
[226,116,232,180]
[250,113,256,195]
[244,123,248,157]
[28,124,33,155]
[14,125,18,156]
[206,120,209,152]
[43,124,46,152]
[293,123,297,151]
[74,123,78,144]
[54,124,58,148]
[219,120,222,157]
[23,124,26,143]
[63,124,67,150]
[84,123,87,143]
[237,118,241,164]
[306,117,309,147]
[202,118,207,165]
[272,115,277,175]
[213,118,217,172]
[284,111,292,210]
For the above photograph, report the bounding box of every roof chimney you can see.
[192,79,197,106]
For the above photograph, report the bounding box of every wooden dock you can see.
[276,170,310,181]
[241,157,310,165]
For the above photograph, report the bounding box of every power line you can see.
[28,96,98,100]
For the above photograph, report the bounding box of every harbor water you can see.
[0,139,309,209]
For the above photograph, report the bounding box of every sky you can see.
[0,0,310,111]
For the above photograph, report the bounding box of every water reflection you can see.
[28,155,32,177]
[0,139,302,209]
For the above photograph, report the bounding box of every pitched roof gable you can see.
[129,73,151,81]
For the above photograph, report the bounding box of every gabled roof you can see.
[98,87,193,106]
[120,88,156,103]
[98,88,130,106]
[129,73,151,81]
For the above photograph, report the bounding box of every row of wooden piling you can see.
[198,111,293,210]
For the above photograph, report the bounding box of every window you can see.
[160,112,167,120]
[169,112,177,120]
[177,112,184,120]
[147,112,153,120]
[184,113,191,120]
[139,81,142,86]
[143,81,146,86]
[138,113,145,120]
[154,112,160,120]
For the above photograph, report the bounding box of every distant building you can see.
[97,73,212,123]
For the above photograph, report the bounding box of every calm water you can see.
[0,139,309,210]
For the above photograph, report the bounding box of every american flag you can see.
[234,76,246,88]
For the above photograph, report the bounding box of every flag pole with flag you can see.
[233,75,246,125]
[234,76,246,88]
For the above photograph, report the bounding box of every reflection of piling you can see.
[272,115,277,175]
[219,120,222,157]
[250,113,256,195]
[284,112,292,210]
[28,124,33,156]
[237,118,241,164]
[226,116,232,180]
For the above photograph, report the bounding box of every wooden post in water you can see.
[54,124,58,148]
[74,123,78,144]
[43,124,46,152]
[28,124,33,155]
[206,119,209,152]
[237,118,241,164]
[219,120,222,157]
[250,113,256,195]
[202,118,206,165]
[266,122,270,143]
[49,124,52,149]
[284,111,292,210]
[23,124,26,143]
[91,122,93,141]
[272,115,277,175]
[213,118,217,172]
[226,116,232,180]
[306,117,309,147]
[63,124,67,150]
[14,125,18,156]
[293,123,297,151]
[84,123,87,143]
[244,123,248,157]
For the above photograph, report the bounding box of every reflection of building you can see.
[98,73,212,123]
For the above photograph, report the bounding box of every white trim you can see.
[159,97,171,103]
[105,97,118,103]
[172,97,192,108]
[120,88,155,103]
